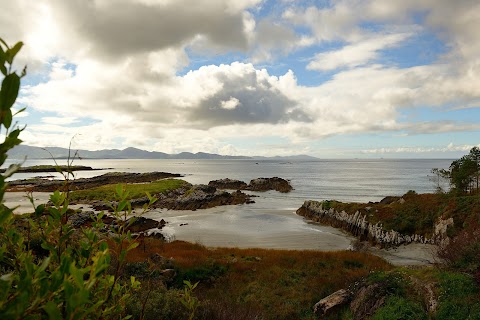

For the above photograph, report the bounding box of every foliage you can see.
[371,296,427,320]
[126,286,189,320]
[445,147,480,195]
[436,271,480,320]
[0,38,150,319]
[69,179,187,202]
[124,239,391,319]
[180,280,200,320]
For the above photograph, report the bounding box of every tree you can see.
[448,147,480,195]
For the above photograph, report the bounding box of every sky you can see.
[1,0,480,158]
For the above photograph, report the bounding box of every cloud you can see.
[307,33,411,71]
[361,143,480,154]
[3,0,480,157]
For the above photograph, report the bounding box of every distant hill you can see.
[8,145,319,161]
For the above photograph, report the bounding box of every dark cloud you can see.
[52,0,251,59]
[186,67,310,128]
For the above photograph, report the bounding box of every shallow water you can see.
[4,158,452,253]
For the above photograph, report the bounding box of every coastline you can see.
[4,191,437,266]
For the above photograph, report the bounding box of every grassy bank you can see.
[69,179,188,201]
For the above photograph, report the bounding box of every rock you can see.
[156,185,252,210]
[379,196,400,205]
[126,216,161,233]
[208,178,248,190]
[350,283,387,320]
[69,212,95,228]
[296,200,439,247]
[434,216,454,238]
[313,289,352,318]
[246,177,293,193]
[159,269,176,281]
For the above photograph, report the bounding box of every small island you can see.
[0,164,102,173]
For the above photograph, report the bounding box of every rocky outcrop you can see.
[350,283,388,320]
[297,200,439,247]
[313,289,352,318]
[68,212,165,234]
[83,183,253,212]
[246,177,293,193]
[208,178,248,190]
[209,176,293,193]
[125,216,163,233]
[7,171,183,192]
[155,184,254,210]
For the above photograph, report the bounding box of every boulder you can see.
[156,185,252,210]
[126,216,162,233]
[208,178,248,190]
[313,289,352,318]
[350,283,387,320]
[246,177,293,193]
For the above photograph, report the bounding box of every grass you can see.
[123,239,392,320]
[69,179,187,201]
[318,192,480,238]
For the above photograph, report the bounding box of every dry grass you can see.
[124,239,391,319]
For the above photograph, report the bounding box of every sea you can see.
[4,158,453,251]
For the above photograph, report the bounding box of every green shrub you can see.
[0,38,147,319]
[371,296,427,320]
[436,272,480,320]
[127,286,189,320]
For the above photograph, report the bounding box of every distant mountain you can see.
[7,145,318,161]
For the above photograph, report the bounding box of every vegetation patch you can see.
[69,179,187,202]
[124,239,391,319]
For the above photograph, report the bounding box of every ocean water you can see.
[4,158,453,250]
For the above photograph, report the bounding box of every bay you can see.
[4,158,452,252]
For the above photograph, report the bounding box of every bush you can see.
[436,272,480,320]
[371,296,427,320]
[127,286,189,320]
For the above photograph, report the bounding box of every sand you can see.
[3,191,439,266]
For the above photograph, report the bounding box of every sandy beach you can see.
[4,191,438,266]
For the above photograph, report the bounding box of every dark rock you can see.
[69,212,95,228]
[156,185,252,210]
[379,196,400,205]
[246,177,293,193]
[126,216,162,233]
[208,178,248,190]
[313,289,352,318]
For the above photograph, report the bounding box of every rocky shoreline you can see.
[209,177,293,193]
[7,171,183,192]
[296,199,451,248]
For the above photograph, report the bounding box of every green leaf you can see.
[1,109,12,129]
[35,257,51,275]
[13,107,26,116]
[43,301,62,320]
[0,64,6,77]
[6,42,23,64]
[0,73,20,111]
[69,263,84,286]
[0,207,13,224]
